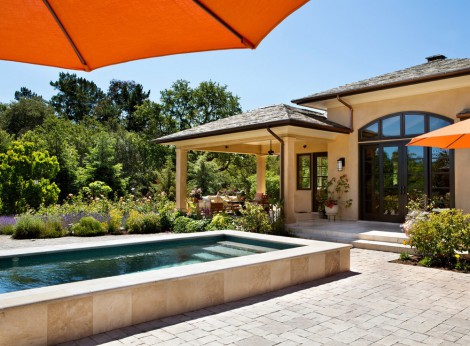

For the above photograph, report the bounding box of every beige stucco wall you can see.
[323,85,470,219]
[292,141,328,213]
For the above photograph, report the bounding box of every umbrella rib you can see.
[42,0,90,71]
[446,134,466,149]
[193,0,255,49]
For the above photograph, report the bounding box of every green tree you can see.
[160,80,195,131]
[1,98,54,136]
[192,81,241,125]
[160,79,241,131]
[0,130,12,153]
[0,141,60,214]
[133,100,176,137]
[80,132,127,196]
[14,87,43,101]
[21,116,80,200]
[50,72,105,122]
[152,155,176,200]
[107,80,150,131]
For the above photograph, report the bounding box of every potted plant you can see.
[316,187,328,219]
[324,174,352,217]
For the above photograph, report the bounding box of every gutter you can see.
[267,127,284,203]
[336,95,354,131]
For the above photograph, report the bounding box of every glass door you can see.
[312,153,328,212]
[361,142,408,222]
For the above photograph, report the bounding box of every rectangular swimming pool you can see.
[0,234,298,294]
[0,231,351,345]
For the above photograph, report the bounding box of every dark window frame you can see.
[297,153,312,190]
[359,112,453,141]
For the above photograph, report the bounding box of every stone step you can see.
[352,240,415,254]
[289,227,361,241]
[293,232,356,244]
[358,230,408,244]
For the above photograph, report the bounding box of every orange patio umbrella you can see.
[0,0,308,72]
[407,119,470,149]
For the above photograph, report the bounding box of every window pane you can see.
[407,146,425,199]
[361,122,379,139]
[431,148,450,208]
[430,116,452,131]
[297,154,311,190]
[382,115,401,137]
[405,114,424,135]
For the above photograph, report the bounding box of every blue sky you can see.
[1,0,469,111]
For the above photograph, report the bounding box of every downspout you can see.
[336,95,354,131]
[267,127,284,202]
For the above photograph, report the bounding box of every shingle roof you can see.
[153,104,351,144]
[292,57,470,105]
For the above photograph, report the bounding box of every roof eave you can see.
[292,67,470,105]
[152,119,351,144]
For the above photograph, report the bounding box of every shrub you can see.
[419,256,433,267]
[0,225,14,235]
[0,216,16,235]
[13,215,45,239]
[41,215,65,238]
[399,252,411,261]
[126,211,162,234]
[71,216,106,236]
[107,208,124,234]
[172,216,193,233]
[186,219,210,233]
[407,209,470,259]
[237,202,270,234]
[207,213,234,230]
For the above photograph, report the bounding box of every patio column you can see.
[175,148,188,211]
[283,137,296,224]
[256,154,267,194]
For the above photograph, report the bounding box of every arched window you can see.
[358,112,453,222]
[359,112,452,141]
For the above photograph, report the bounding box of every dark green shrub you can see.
[72,216,106,236]
[13,215,45,239]
[237,202,270,234]
[172,216,193,233]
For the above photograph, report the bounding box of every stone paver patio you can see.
[46,245,470,346]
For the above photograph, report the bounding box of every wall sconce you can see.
[337,158,345,171]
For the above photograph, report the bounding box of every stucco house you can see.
[154,55,470,224]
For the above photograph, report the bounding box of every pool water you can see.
[0,235,298,294]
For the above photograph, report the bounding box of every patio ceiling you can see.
[153,104,351,154]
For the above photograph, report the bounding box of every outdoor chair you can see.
[210,202,224,215]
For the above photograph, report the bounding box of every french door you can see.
[360,141,452,223]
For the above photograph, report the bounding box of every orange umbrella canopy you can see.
[0,0,308,71]
[408,119,470,149]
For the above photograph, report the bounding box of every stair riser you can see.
[352,241,415,254]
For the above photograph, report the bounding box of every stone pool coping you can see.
[0,231,351,345]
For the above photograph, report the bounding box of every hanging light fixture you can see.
[268,140,275,155]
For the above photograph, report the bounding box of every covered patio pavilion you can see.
[153,104,350,223]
